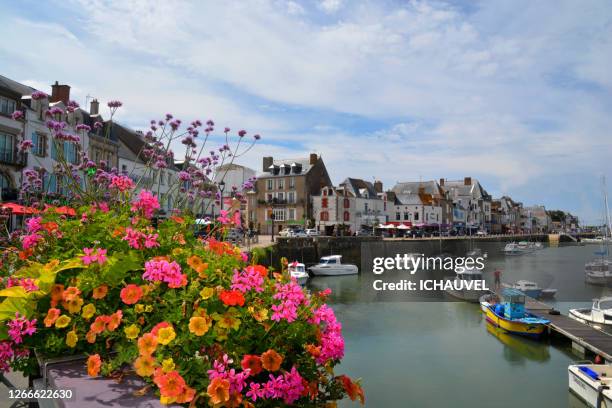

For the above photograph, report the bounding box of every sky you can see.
[1,0,611,224]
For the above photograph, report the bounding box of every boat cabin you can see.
[319,255,343,265]
[288,262,306,273]
[501,288,526,319]
[455,267,483,281]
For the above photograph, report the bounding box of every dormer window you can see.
[291,162,302,174]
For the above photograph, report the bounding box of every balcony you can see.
[258,198,304,206]
[0,148,27,166]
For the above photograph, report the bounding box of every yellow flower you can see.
[81,303,96,320]
[200,287,214,300]
[189,316,212,336]
[124,324,141,340]
[172,248,183,256]
[145,305,153,313]
[55,315,71,328]
[134,304,145,313]
[160,395,176,405]
[64,297,84,314]
[212,308,241,331]
[248,306,269,322]
[66,330,78,348]
[161,358,175,373]
[214,326,229,341]
[157,326,176,345]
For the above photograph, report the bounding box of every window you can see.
[267,179,273,190]
[48,174,58,194]
[288,191,295,203]
[273,208,286,221]
[289,177,295,188]
[160,171,165,185]
[267,193,273,202]
[0,131,15,162]
[32,133,46,157]
[0,96,17,116]
[288,208,296,220]
[64,142,78,164]
[404,212,409,220]
[343,211,350,221]
[322,198,328,208]
[278,192,284,201]
[343,198,350,208]
[364,203,369,212]
[0,173,10,197]
[121,164,127,174]
[320,211,329,221]
[396,212,400,221]
[414,212,419,221]
[278,178,284,189]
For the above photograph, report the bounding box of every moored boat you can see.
[568,364,612,407]
[510,280,543,299]
[309,255,358,276]
[569,297,612,330]
[585,258,612,286]
[503,242,532,256]
[288,261,309,286]
[480,288,550,339]
[444,266,490,303]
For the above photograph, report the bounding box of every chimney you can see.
[374,180,383,193]
[90,98,99,115]
[439,178,444,186]
[309,153,318,165]
[464,177,471,186]
[50,81,70,105]
[263,156,273,172]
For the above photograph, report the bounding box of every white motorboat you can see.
[444,266,489,303]
[309,255,358,276]
[583,236,612,244]
[569,298,612,330]
[288,261,309,286]
[585,258,612,286]
[466,248,488,259]
[503,242,532,256]
[508,280,543,299]
[568,364,612,407]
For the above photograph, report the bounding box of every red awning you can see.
[0,203,40,215]
[388,221,412,227]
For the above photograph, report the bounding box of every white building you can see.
[441,177,492,232]
[312,178,385,234]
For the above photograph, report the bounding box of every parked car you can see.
[356,229,374,236]
[279,228,295,237]
[476,230,488,236]
[305,228,320,237]
[226,229,243,242]
[292,229,308,238]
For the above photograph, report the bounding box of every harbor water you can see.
[306,243,612,408]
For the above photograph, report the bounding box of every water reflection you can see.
[486,322,550,363]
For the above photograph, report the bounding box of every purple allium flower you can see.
[76,124,91,132]
[224,127,230,133]
[207,120,214,126]
[107,100,123,108]
[165,113,173,121]
[93,121,103,130]
[18,140,33,152]
[254,134,261,140]
[238,130,247,137]
[11,111,24,120]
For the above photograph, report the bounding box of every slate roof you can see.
[257,157,313,178]
[340,178,378,199]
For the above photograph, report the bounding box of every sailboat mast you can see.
[604,176,611,238]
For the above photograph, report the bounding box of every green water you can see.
[306,244,612,408]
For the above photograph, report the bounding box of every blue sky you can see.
[1,0,611,224]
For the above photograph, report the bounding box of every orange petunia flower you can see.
[107,310,123,331]
[186,255,208,277]
[338,375,365,404]
[175,386,196,404]
[86,331,96,343]
[137,333,158,356]
[207,377,230,405]
[62,297,84,314]
[157,370,186,398]
[44,308,61,327]
[90,315,109,334]
[92,284,108,299]
[134,355,157,377]
[111,226,125,237]
[50,284,64,302]
[62,286,81,302]
[241,355,262,376]
[188,316,212,336]
[42,222,59,235]
[261,349,283,372]
[170,215,184,224]
[249,265,268,278]
[227,392,243,408]
[150,321,171,337]
[305,344,321,358]
[87,354,101,377]
[120,284,142,305]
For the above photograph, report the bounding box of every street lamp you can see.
[219,181,226,212]
[270,213,276,242]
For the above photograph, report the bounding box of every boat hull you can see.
[445,288,489,303]
[483,306,547,339]
[309,265,358,276]
[568,365,612,408]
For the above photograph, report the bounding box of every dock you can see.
[493,286,612,361]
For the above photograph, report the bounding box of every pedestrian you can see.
[494,269,501,290]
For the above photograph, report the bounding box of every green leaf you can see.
[0,297,32,320]
[0,286,29,298]
[101,251,143,287]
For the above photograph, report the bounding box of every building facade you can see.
[253,153,332,234]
